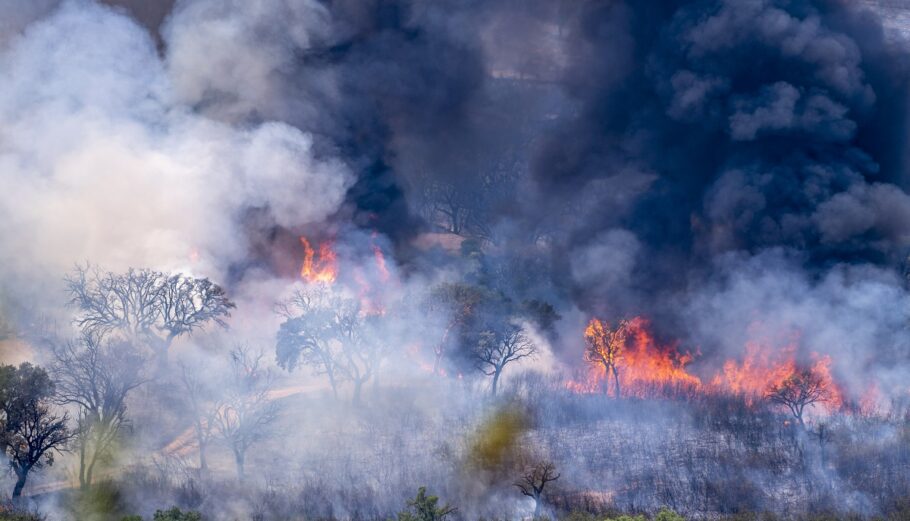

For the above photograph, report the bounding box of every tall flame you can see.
[571,317,701,396]
[571,316,843,414]
[299,236,337,283]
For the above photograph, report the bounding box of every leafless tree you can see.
[515,461,560,518]
[583,318,630,397]
[52,333,145,489]
[212,346,279,480]
[0,363,73,500]
[276,287,386,404]
[177,362,219,473]
[765,367,833,428]
[66,266,235,369]
[474,324,536,396]
[336,313,385,405]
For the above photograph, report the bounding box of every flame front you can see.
[572,317,701,396]
[571,316,843,414]
[299,236,337,283]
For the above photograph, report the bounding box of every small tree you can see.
[583,318,630,397]
[765,367,833,428]
[474,324,536,396]
[396,487,456,521]
[52,334,145,489]
[515,461,560,518]
[176,362,218,473]
[0,363,72,499]
[212,346,279,480]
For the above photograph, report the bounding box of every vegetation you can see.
[395,487,456,521]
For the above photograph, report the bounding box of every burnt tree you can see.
[474,324,536,396]
[515,461,560,518]
[583,318,630,397]
[765,367,833,428]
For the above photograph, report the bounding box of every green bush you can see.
[119,507,202,521]
[654,509,685,521]
[396,487,456,521]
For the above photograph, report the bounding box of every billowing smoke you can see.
[3,0,910,518]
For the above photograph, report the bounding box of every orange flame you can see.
[570,317,843,413]
[299,236,337,283]
[710,342,842,409]
[571,317,701,396]
[373,244,390,282]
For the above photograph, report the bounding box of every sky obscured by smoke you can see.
[1,0,910,402]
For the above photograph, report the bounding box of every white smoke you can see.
[0,1,352,310]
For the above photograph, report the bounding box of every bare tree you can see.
[66,266,235,369]
[474,324,536,396]
[276,287,385,404]
[0,363,73,500]
[583,318,630,397]
[52,333,145,489]
[765,368,833,428]
[177,362,218,473]
[336,312,385,405]
[514,461,560,518]
[212,346,279,480]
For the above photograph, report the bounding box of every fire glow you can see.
[569,317,843,412]
[299,236,338,284]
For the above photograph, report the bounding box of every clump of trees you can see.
[66,266,235,369]
[276,286,387,404]
[426,282,551,395]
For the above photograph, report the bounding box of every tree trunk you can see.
[85,453,98,489]
[491,369,501,396]
[612,365,621,398]
[234,449,245,480]
[352,379,363,405]
[78,437,88,490]
[197,435,208,472]
[532,493,541,518]
[12,468,28,499]
[326,367,339,401]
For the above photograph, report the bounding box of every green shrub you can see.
[654,509,685,521]
[152,508,202,521]
[396,487,456,521]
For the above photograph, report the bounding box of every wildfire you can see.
[709,341,843,409]
[372,244,390,282]
[572,317,701,396]
[299,237,337,284]
[571,316,843,413]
